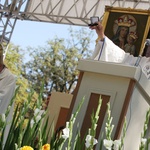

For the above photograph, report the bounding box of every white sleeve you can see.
[103,37,127,63]
[91,37,127,63]
[91,40,104,59]
[0,69,16,114]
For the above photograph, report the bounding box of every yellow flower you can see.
[42,144,50,150]
[20,146,34,150]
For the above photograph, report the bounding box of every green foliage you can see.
[105,103,114,140]
[22,27,93,95]
[139,108,150,150]
[86,98,102,150]
[0,87,150,150]
[0,87,50,150]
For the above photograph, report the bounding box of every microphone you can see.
[146,39,150,46]
[134,55,142,67]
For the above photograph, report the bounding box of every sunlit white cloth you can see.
[0,67,16,147]
[91,36,150,79]
[0,67,16,114]
[91,36,128,63]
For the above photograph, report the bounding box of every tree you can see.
[22,27,94,95]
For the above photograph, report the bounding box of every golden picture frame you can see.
[143,30,150,57]
[102,6,150,56]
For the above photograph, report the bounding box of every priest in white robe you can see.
[0,67,16,114]
[90,22,150,79]
[0,44,16,146]
[0,44,16,114]
[90,22,150,150]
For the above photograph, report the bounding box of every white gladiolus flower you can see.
[113,139,121,150]
[103,139,113,150]
[34,108,44,116]
[33,108,45,123]
[141,138,147,145]
[1,113,6,122]
[85,141,91,148]
[30,119,35,128]
[95,116,99,120]
[35,115,41,123]
[62,127,70,140]
[66,122,69,128]
[144,124,147,129]
[85,135,98,148]
[8,106,11,110]
[34,108,40,115]
[72,118,75,124]
[105,127,108,132]
[94,124,97,130]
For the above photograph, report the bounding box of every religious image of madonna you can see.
[103,6,150,57]
[111,14,138,56]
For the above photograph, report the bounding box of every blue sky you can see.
[11,20,97,49]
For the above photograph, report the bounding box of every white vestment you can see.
[91,37,150,149]
[91,36,128,63]
[0,67,16,113]
[91,36,150,79]
[0,67,16,147]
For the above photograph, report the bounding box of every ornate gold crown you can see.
[129,31,138,40]
[115,15,136,27]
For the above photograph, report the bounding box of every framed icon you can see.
[102,6,150,56]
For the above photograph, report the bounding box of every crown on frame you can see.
[115,15,136,27]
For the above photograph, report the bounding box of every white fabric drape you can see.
[91,36,150,79]
[0,67,16,114]
[0,67,16,147]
